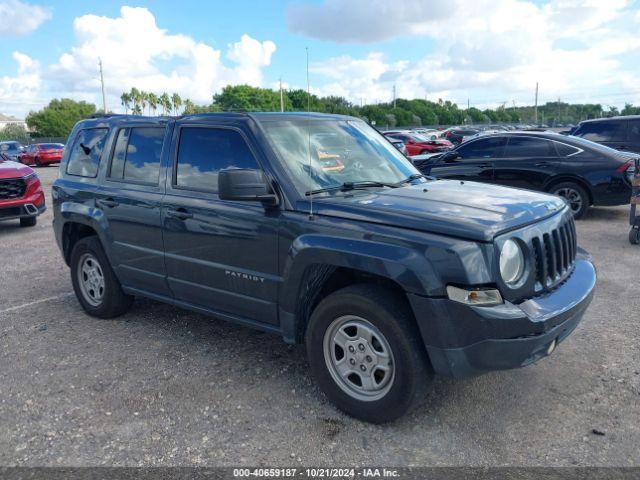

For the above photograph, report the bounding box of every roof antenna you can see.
[306,46,314,220]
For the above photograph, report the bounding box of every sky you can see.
[1,0,640,118]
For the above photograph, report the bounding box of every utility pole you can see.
[534,82,539,125]
[393,84,396,109]
[279,77,284,112]
[98,58,107,113]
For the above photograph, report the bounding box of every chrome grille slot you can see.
[0,178,26,200]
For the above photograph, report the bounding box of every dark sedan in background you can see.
[413,132,635,218]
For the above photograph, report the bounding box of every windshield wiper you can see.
[305,181,399,196]
[394,173,429,186]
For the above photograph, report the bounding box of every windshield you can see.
[259,119,420,195]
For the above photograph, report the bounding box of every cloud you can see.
[0,52,42,117]
[48,6,276,111]
[301,0,640,108]
[287,0,451,43]
[0,0,51,36]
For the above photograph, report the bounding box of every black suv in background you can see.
[572,116,640,153]
[414,132,634,218]
[52,113,596,422]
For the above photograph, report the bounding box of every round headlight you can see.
[499,239,524,285]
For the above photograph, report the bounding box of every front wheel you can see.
[305,284,432,423]
[70,236,133,318]
[550,182,589,219]
[34,156,42,167]
[630,228,640,245]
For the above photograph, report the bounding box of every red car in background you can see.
[19,143,65,167]
[383,131,453,156]
[0,153,45,227]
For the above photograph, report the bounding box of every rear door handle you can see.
[166,208,193,220]
[96,198,119,208]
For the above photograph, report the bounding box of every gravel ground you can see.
[0,166,639,467]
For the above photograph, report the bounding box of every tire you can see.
[19,216,37,227]
[630,228,640,245]
[549,181,589,219]
[70,236,133,318]
[35,156,42,167]
[419,149,429,155]
[305,284,432,423]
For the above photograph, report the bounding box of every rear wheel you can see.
[34,156,42,167]
[550,182,589,219]
[19,216,36,227]
[630,228,640,245]
[70,236,133,318]
[305,284,432,423]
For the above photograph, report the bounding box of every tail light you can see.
[617,160,636,184]
[616,161,632,173]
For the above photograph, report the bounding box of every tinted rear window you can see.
[109,127,164,184]
[66,128,109,177]
[175,127,259,192]
[38,143,63,149]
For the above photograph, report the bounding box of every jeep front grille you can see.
[0,178,26,200]
[531,216,577,291]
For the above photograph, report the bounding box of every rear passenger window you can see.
[503,137,554,157]
[109,127,164,184]
[628,121,640,143]
[554,142,580,156]
[66,128,109,177]
[175,127,259,192]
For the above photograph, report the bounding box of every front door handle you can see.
[166,208,193,220]
[96,198,119,208]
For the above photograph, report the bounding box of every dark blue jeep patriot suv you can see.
[53,113,596,423]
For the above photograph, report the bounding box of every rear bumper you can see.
[408,258,596,378]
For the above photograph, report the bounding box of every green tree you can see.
[171,93,182,116]
[0,123,30,143]
[26,99,96,137]
[159,92,171,115]
[213,85,282,111]
[120,92,132,114]
[147,92,159,116]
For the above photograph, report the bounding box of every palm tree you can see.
[120,92,132,114]
[130,87,142,115]
[183,99,195,115]
[147,93,159,116]
[160,92,171,115]
[140,91,149,116]
[171,93,182,116]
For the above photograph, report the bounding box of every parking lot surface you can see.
[1,166,639,466]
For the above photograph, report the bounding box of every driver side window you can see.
[456,137,506,160]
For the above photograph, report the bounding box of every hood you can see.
[300,180,567,242]
[0,159,34,180]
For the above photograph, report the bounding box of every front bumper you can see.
[0,191,46,222]
[408,258,596,378]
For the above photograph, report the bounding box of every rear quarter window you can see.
[66,128,109,178]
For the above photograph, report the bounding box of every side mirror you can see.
[218,169,278,206]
